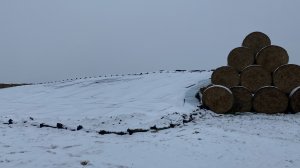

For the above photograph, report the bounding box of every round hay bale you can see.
[230,86,253,112]
[240,65,272,93]
[253,86,288,114]
[211,66,240,88]
[199,84,213,95]
[195,84,213,101]
[227,47,255,72]
[290,87,300,113]
[273,64,300,93]
[256,45,289,72]
[202,85,234,114]
[242,31,271,54]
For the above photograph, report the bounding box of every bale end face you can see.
[240,65,272,93]
[242,31,271,54]
[273,64,300,93]
[230,86,253,112]
[202,85,234,114]
[227,47,255,72]
[211,66,240,88]
[253,86,288,114]
[256,45,289,72]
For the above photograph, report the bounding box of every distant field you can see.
[0,83,29,89]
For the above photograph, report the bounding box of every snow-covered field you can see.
[1,71,300,168]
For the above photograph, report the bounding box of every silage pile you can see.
[200,32,300,114]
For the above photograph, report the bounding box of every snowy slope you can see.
[1,71,300,168]
[0,71,211,131]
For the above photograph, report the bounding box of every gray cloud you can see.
[1,0,299,83]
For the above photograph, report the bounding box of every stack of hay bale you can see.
[201,32,300,114]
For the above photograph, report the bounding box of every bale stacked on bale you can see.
[242,31,271,54]
[200,31,300,114]
[211,66,240,88]
[273,64,300,93]
[240,65,272,93]
[227,47,255,72]
[256,45,289,72]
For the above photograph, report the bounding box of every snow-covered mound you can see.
[1,70,300,168]
[0,71,211,131]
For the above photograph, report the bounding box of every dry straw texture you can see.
[211,66,240,88]
[242,31,271,54]
[273,64,300,93]
[253,86,288,114]
[202,85,234,114]
[202,31,299,114]
[230,86,253,112]
[227,47,255,72]
[256,45,289,72]
[240,65,272,93]
[290,87,300,112]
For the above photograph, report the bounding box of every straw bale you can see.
[230,86,253,112]
[227,47,255,72]
[273,64,300,93]
[253,86,288,114]
[240,65,272,93]
[202,85,234,114]
[211,66,240,88]
[242,32,271,54]
[256,45,289,72]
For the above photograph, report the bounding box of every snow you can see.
[0,71,211,131]
[1,71,300,168]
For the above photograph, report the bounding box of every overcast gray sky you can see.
[1,0,300,83]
